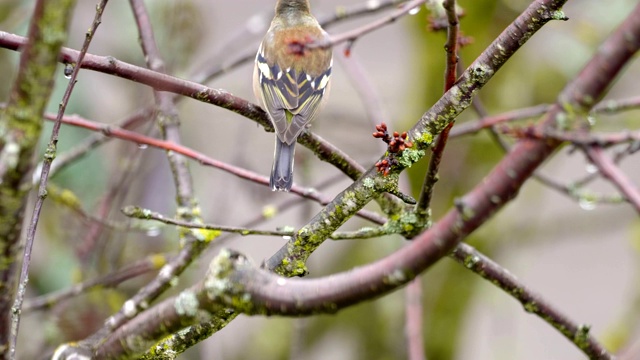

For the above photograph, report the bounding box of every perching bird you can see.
[254,0,333,191]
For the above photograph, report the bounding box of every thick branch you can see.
[264,0,570,275]
[201,5,640,360]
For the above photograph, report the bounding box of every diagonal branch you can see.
[0,30,369,186]
[83,0,206,348]
[198,3,640,360]
[416,0,461,224]
[585,146,640,214]
[0,0,77,356]
[264,0,570,275]
[450,243,610,358]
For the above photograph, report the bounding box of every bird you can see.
[253,0,333,192]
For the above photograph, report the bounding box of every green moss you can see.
[573,324,592,351]
[149,254,168,269]
[463,254,480,269]
[523,301,539,313]
[510,287,524,297]
[190,228,221,242]
[194,88,211,103]
[412,130,434,148]
[47,185,82,210]
[229,293,258,314]
[397,148,425,168]
[550,10,567,21]
[290,259,307,276]
[383,207,431,238]
[262,205,277,219]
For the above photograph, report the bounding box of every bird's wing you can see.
[256,50,331,144]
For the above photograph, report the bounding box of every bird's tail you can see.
[270,138,296,191]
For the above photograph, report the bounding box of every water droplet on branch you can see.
[578,197,596,211]
[63,63,74,79]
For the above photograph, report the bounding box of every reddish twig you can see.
[409,2,460,356]
[501,125,640,147]
[450,103,551,137]
[0,30,384,185]
[416,0,460,217]
[405,279,426,360]
[451,95,640,138]
[43,113,386,225]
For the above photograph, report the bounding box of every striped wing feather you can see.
[256,50,331,145]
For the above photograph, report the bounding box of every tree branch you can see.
[0,0,77,356]
[264,0,570,275]
[450,243,611,359]
[585,146,640,214]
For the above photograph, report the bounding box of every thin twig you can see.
[463,99,638,207]
[86,0,204,344]
[450,104,551,137]
[450,95,640,138]
[406,279,426,360]
[29,107,153,188]
[416,0,460,220]
[314,0,428,49]
[460,70,634,208]
[319,0,411,28]
[335,48,389,129]
[10,1,107,357]
[195,0,411,83]
[123,206,390,240]
[76,136,149,263]
[409,2,459,357]
[44,112,385,224]
[46,184,135,231]
[23,254,170,312]
[123,206,292,238]
[495,120,640,146]
[585,146,640,214]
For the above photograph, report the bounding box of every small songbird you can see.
[254,0,333,191]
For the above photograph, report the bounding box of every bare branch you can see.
[0,0,78,356]
[23,254,170,312]
[264,0,571,275]
[416,0,461,221]
[450,243,611,359]
[585,146,640,214]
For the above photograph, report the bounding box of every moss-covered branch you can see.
[264,0,569,275]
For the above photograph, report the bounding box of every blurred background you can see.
[1,0,639,359]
